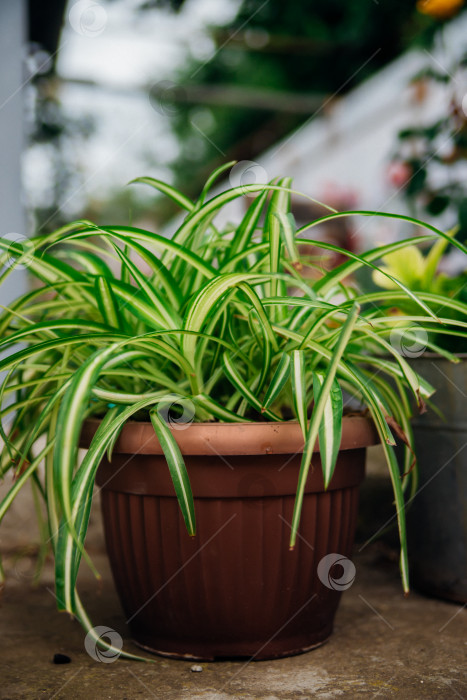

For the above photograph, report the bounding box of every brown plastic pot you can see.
[83,416,378,660]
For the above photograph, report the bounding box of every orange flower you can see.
[416,0,464,19]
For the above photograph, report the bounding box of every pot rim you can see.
[82,414,379,456]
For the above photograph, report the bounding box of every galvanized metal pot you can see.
[407,355,467,603]
[84,416,378,660]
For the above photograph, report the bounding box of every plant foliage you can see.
[1,164,466,658]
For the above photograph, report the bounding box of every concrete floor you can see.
[1,447,466,699]
[1,543,466,700]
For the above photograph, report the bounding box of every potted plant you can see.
[1,163,466,660]
[372,233,467,602]
[382,49,467,601]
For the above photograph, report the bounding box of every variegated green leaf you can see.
[95,276,124,330]
[290,303,360,548]
[274,211,302,270]
[261,352,291,412]
[312,372,343,488]
[53,345,119,540]
[228,189,269,261]
[193,393,249,422]
[291,349,308,435]
[150,408,195,535]
[111,244,179,328]
[222,351,281,421]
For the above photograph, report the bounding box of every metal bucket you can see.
[407,354,467,602]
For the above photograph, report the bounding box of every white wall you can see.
[215,14,467,246]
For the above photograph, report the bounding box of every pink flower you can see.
[387,161,413,189]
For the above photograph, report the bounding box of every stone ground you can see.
[1,547,466,700]
[1,447,466,699]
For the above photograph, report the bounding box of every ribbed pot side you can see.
[406,355,467,603]
[86,417,378,660]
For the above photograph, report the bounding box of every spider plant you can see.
[1,162,466,659]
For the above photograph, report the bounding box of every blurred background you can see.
[1,0,467,299]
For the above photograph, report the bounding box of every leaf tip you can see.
[417,391,427,414]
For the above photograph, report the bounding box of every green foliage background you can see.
[160,0,439,194]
